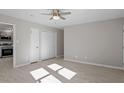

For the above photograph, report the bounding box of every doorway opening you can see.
[0,22,15,68]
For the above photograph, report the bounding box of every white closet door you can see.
[41,32,49,60]
[30,28,40,62]
[41,31,56,60]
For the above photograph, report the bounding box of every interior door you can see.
[41,31,56,60]
[30,28,40,62]
[41,32,49,60]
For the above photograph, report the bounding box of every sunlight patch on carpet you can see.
[30,68,49,80]
[48,63,63,71]
[58,68,77,80]
[40,75,62,83]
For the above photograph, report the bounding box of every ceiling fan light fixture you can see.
[41,9,71,20]
[53,16,60,20]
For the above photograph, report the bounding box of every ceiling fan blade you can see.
[40,13,52,15]
[60,16,66,20]
[49,17,53,20]
[60,12,71,15]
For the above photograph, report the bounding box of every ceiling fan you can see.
[41,9,71,20]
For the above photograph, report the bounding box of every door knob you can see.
[36,46,39,48]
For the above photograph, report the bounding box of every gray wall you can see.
[64,18,124,67]
[0,14,64,67]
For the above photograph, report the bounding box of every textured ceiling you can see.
[0,9,124,29]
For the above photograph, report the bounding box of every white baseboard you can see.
[56,55,64,58]
[14,62,31,68]
[64,58,124,70]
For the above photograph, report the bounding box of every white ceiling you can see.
[0,9,124,29]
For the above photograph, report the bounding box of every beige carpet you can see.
[0,57,124,83]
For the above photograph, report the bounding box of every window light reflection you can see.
[40,75,62,83]
[30,68,49,80]
[48,63,63,71]
[58,68,77,80]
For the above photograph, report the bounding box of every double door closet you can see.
[30,28,57,62]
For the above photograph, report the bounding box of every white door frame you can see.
[41,31,57,60]
[0,22,16,68]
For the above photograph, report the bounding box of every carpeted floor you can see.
[0,57,124,83]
